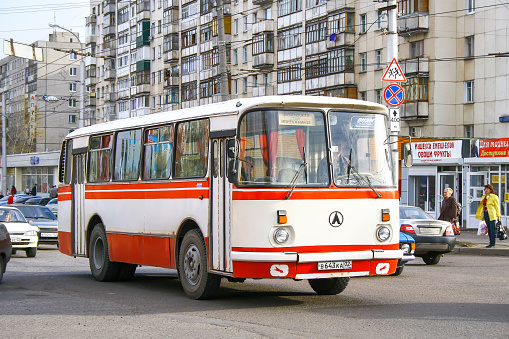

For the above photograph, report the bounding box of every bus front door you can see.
[210,138,233,272]
[71,153,87,256]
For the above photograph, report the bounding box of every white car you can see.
[0,207,39,257]
[46,198,58,216]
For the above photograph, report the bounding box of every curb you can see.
[452,247,509,257]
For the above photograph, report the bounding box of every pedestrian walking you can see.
[24,185,30,195]
[30,183,37,196]
[438,188,457,223]
[475,184,501,248]
[49,185,58,198]
[10,185,17,195]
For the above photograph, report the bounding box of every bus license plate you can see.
[317,261,352,271]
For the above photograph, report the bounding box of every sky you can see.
[0,1,92,59]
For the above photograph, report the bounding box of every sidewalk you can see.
[452,229,509,256]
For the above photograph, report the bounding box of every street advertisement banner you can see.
[412,140,463,163]
[475,138,509,158]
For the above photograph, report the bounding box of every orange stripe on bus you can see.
[85,190,210,200]
[86,180,209,191]
[58,194,72,202]
[58,231,73,256]
[232,189,398,200]
[59,186,72,193]
[108,233,173,269]
[232,243,399,253]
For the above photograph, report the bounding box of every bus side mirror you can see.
[227,139,238,184]
[227,139,236,158]
[402,143,413,167]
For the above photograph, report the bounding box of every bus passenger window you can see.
[114,129,142,181]
[88,134,113,182]
[174,119,209,178]
[143,125,174,179]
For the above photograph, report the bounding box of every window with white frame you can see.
[69,114,77,124]
[375,89,382,104]
[234,19,239,34]
[467,0,475,14]
[359,91,366,101]
[70,67,77,76]
[243,77,248,93]
[359,53,367,72]
[243,16,248,32]
[465,81,474,103]
[277,64,302,83]
[68,98,77,107]
[264,7,271,20]
[375,49,382,69]
[410,40,424,58]
[465,36,474,58]
[118,30,129,46]
[182,1,198,19]
[69,52,77,60]
[278,0,302,17]
[242,46,248,63]
[306,19,327,44]
[234,79,238,94]
[69,83,77,92]
[464,125,474,138]
[360,14,367,34]
[278,25,302,50]
[233,49,238,65]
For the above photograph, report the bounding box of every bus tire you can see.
[26,247,37,258]
[308,277,350,295]
[117,263,137,281]
[178,230,220,300]
[89,224,120,282]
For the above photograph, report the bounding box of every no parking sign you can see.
[384,84,405,107]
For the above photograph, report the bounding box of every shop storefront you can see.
[401,138,509,229]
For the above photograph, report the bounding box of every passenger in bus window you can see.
[317,134,350,184]
[240,156,254,182]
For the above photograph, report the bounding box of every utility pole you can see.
[1,94,6,195]
[216,0,230,102]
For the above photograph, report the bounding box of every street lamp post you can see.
[48,23,85,129]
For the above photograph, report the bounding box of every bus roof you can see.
[64,95,388,140]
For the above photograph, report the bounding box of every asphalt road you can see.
[1,246,508,338]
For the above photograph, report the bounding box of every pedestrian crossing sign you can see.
[382,58,407,82]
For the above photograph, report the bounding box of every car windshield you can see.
[48,198,57,205]
[400,206,433,220]
[14,206,57,220]
[0,209,27,222]
[329,112,394,187]
[237,109,328,186]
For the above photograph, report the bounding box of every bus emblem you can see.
[329,211,344,227]
[270,264,289,277]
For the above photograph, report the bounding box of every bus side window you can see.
[114,129,142,181]
[88,134,113,182]
[174,119,209,178]
[143,125,174,179]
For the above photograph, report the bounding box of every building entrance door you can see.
[466,172,488,228]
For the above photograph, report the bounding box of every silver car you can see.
[399,205,456,265]
[46,198,58,216]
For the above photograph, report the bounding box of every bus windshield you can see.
[329,111,394,187]
[238,109,328,186]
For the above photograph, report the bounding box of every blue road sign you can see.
[384,84,405,107]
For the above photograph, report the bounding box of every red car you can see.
[0,222,12,283]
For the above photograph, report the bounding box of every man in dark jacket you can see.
[438,188,457,223]
[30,183,37,196]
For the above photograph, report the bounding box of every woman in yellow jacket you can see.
[476,184,501,247]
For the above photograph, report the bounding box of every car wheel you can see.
[117,263,137,281]
[391,265,405,276]
[422,253,441,265]
[88,224,120,282]
[0,256,4,283]
[26,247,37,257]
[178,230,221,300]
[308,277,350,295]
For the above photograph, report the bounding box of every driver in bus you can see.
[318,134,350,184]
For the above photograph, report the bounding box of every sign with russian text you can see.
[278,112,315,126]
[412,140,463,163]
[477,138,509,158]
[29,94,36,140]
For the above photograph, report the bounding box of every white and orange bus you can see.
[58,95,408,299]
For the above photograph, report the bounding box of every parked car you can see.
[46,198,58,216]
[24,197,52,206]
[392,232,415,276]
[0,206,39,257]
[12,205,58,246]
[0,222,12,283]
[0,194,32,206]
[400,205,456,265]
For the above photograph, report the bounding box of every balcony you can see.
[400,57,429,75]
[86,97,96,107]
[253,0,272,5]
[252,20,275,35]
[137,10,151,22]
[85,56,96,66]
[163,0,179,9]
[400,102,428,120]
[104,69,116,80]
[164,77,179,87]
[398,13,429,36]
[104,92,116,102]
[164,50,179,63]
[85,77,97,86]
[86,35,97,44]
[103,25,116,36]
[252,86,274,97]
[103,4,116,14]
[253,53,274,69]
[137,83,151,93]
[325,31,355,49]
[326,0,348,12]
[86,14,97,26]
[163,23,178,35]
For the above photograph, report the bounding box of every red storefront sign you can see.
[478,138,509,158]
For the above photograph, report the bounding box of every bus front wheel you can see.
[308,277,350,295]
[89,224,120,282]
[178,230,220,300]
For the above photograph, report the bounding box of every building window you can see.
[410,40,424,58]
[278,25,302,50]
[464,125,474,138]
[69,114,77,124]
[69,52,77,60]
[182,28,197,48]
[375,49,382,69]
[465,36,474,58]
[233,79,238,94]
[202,48,219,70]
[264,7,271,20]
[253,75,258,88]
[398,0,430,16]
[305,49,354,78]
[277,64,302,83]
[118,6,129,24]
[328,11,354,34]
[375,89,382,104]
[70,67,77,76]
[182,1,198,19]
[181,81,197,101]
[163,34,179,52]
[278,0,302,17]
[410,127,423,138]
[234,19,239,34]
[242,46,248,63]
[181,55,197,75]
[403,77,429,102]
[465,81,474,103]
[376,11,386,30]
[68,98,77,107]
[467,0,475,14]
[360,14,367,34]
[232,49,238,65]
[252,33,274,55]
[243,16,248,32]
[201,0,214,14]
[243,77,248,93]
[69,83,77,92]
[306,19,327,44]
[359,53,367,72]
[359,91,366,101]
[415,175,435,212]
[200,77,220,98]
[201,21,217,42]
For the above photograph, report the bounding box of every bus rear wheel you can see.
[89,224,120,282]
[308,277,350,295]
[178,230,220,300]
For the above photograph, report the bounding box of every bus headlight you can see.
[273,228,290,244]
[376,226,391,242]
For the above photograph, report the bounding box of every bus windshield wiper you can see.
[284,161,307,200]
[350,166,382,199]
